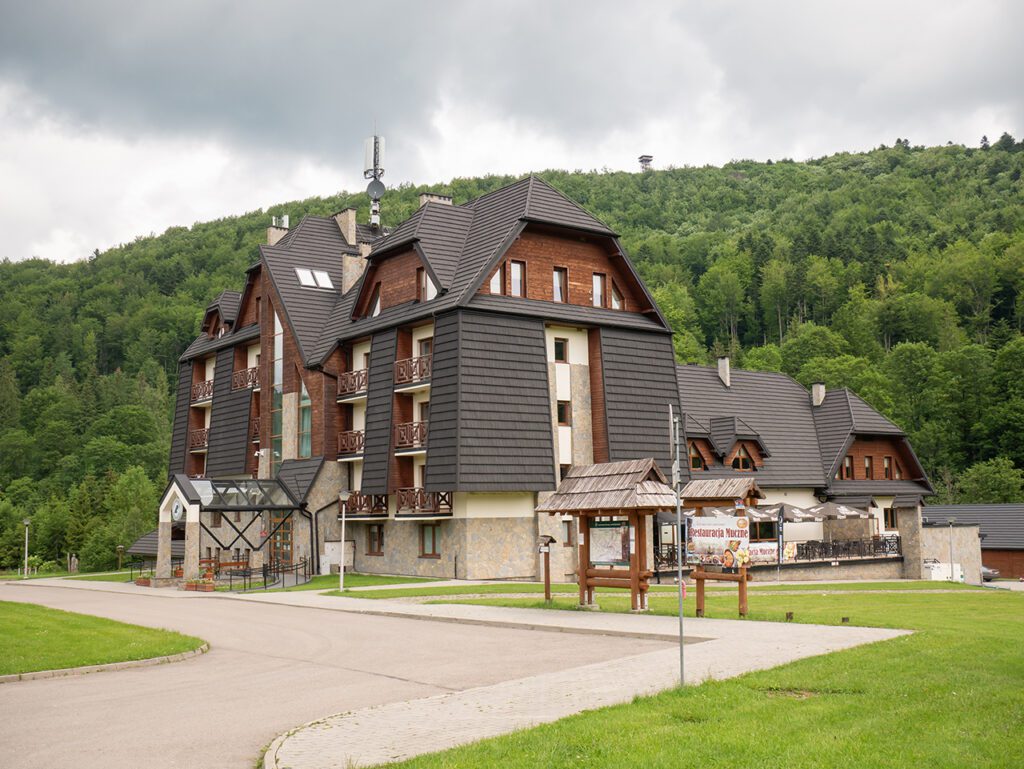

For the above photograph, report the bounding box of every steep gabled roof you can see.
[813,389,906,481]
[276,457,326,504]
[708,415,770,459]
[677,365,826,487]
[179,322,259,362]
[205,290,242,326]
[536,458,675,513]
[261,216,354,364]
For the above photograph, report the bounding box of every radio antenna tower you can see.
[364,135,386,230]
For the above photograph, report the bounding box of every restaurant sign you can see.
[687,516,750,568]
[589,519,631,566]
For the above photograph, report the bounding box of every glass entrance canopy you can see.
[186,478,298,511]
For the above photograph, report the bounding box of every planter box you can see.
[195,583,215,592]
[134,578,151,587]
[173,569,183,578]
[183,582,196,591]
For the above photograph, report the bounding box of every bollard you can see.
[785,611,794,622]
[841,616,850,624]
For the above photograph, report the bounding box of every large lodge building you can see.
[155,176,937,584]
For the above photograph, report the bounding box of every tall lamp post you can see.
[338,497,348,592]
[22,518,30,579]
[947,517,957,582]
[670,404,685,687]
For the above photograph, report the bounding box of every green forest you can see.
[1,135,1023,571]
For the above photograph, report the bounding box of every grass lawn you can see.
[0,570,71,581]
[68,570,136,582]
[334,579,979,601]
[245,573,439,593]
[365,587,1023,769]
[0,600,204,675]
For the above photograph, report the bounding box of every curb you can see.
[0,642,209,685]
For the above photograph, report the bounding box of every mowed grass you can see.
[68,570,136,582]
[0,600,203,675]
[270,572,439,592]
[368,588,1024,769]
[337,579,978,601]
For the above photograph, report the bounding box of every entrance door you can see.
[269,513,293,566]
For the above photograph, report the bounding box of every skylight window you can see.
[295,268,334,289]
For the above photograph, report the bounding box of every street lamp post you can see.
[947,517,957,582]
[116,544,125,571]
[338,498,348,593]
[22,519,30,579]
[670,404,685,688]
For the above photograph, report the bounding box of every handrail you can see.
[251,417,261,441]
[394,421,428,449]
[232,367,259,390]
[338,368,369,396]
[191,379,214,401]
[396,487,452,514]
[189,428,209,449]
[395,354,432,385]
[337,430,365,455]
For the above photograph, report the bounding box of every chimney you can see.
[333,208,358,246]
[717,356,731,388]
[811,382,826,407]
[267,214,289,246]
[418,192,453,208]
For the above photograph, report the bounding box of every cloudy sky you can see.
[1,1,1020,263]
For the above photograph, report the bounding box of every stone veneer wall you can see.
[897,506,923,579]
[749,559,905,582]
[920,523,983,585]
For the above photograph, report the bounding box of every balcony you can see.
[394,355,431,388]
[338,369,369,398]
[396,488,452,516]
[250,418,260,443]
[340,491,388,519]
[191,379,214,402]
[394,421,428,451]
[232,367,259,390]
[189,428,209,451]
[337,430,365,456]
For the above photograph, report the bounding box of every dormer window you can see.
[732,445,754,471]
[296,268,333,289]
[689,442,705,471]
[417,268,437,302]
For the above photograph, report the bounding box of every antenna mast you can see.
[364,135,386,230]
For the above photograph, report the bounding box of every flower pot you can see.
[184,582,196,591]
[196,583,215,592]
[173,569,183,578]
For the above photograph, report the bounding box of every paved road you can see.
[0,582,669,769]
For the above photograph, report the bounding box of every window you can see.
[553,267,568,303]
[418,338,433,358]
[270,312,284,476]
[610,281,624,310]
[894,461,903,480]
[489,263,505,294]
[298,383,312,458]
[420,523,441,557]
[732,445,754,471]
[553,337,568,363]
[211,512,222,528]
[367,524,384,555]
[419,400,430,422]
[510,261,526,298]
[750,521,777,542]
[559,464,571,480]
[367,283,382,317]
[864,456,874,480]
[592,273,607,307]
[417,268,437,302]
[362,352,371,370]
[295,268,333,289]
[884,507,899,530]
[689,442,705,470]
[562,519,575,547]
[234,511,241,523]
[841,455,854,480]
[883,456,893,480]
[557,400,572,426]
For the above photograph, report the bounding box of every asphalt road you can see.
[0,583,669,769]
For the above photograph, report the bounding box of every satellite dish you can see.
[366,179,386,200]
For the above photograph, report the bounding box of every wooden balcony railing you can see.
[337,430,365,455]
[191,379,214,402]
[396,488,452,515]
[189,428,209,449]
[250,418,261,442]
[338,368,369,397]
[394,421,428,449]
[232,367,259,390]
[394,355,432,385]
[341,491,388,516]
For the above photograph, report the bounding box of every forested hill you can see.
[1,136,1023,570]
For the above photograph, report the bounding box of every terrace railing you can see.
[232,367,259,390]
[342,491,389,516]
[337,430,365,455]
[394,421,428,449]
[394,355,432,385]
[396,488,452,515]
[250,417,261,442]
[338,368,369,397]
[188,428,209,449]
[191,379,214,402]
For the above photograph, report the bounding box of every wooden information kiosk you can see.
[537,458,677,612]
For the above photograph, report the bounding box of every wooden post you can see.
[696,572,705,617]
[578,515,587,606]
[543,545,551,602]
[636,511,649,610]
[629,511,639,611]
[738,566,748,617]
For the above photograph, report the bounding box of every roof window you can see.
[295,268,334,289]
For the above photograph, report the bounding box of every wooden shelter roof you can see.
[679,477,765,501]
[536,458,676,513]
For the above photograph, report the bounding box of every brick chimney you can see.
[418,192,453,207]
[717,356,731,388]
[267,214,289,246]
[332,208,358,246]
[811,382,826,407]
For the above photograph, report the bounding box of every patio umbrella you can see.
[806,501,872,519]
[756,502,824,522]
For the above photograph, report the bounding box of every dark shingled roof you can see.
[179,323,259,362]
[310,175,667,365]
[677,366,826,488]
[206,290,242,326]
[261,216,355,364]
[128,529,184,558]
[275,457,325,504]
[813,389,905,481]
[924,504,1024,550]
[708,415,769,459]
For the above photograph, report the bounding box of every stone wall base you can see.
[748,558,905,582]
